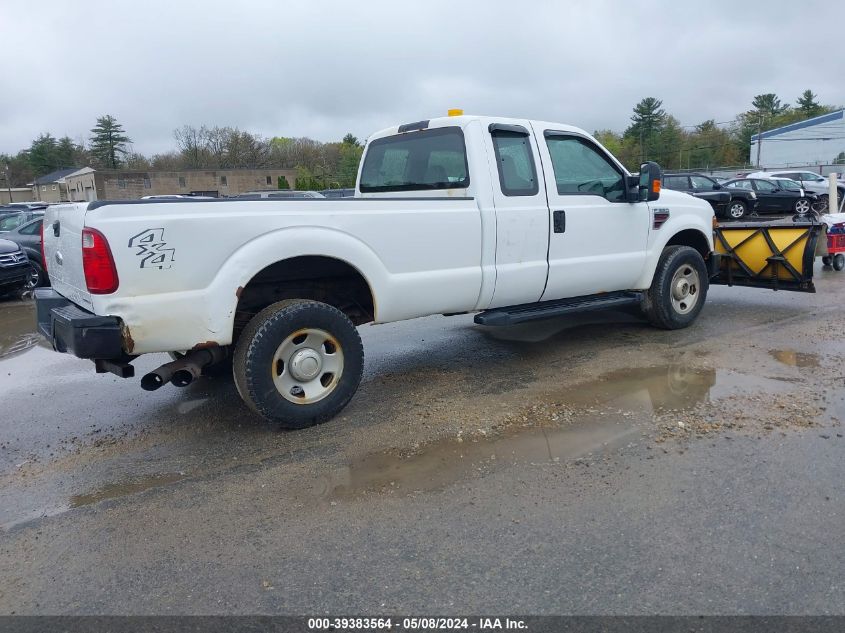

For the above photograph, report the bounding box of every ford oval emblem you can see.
[55,251,63,266]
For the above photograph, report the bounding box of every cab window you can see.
[490,129,538,196]
[359,127,469,193]
[545,134,626,202]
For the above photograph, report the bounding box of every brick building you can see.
[63,168,298,202]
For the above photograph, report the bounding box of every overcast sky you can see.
[1,0,842,156]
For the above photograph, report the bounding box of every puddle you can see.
[313,416,642,500]
[553,365,718,413]
[0,300,42,361]
[769,349,820,368]
[69,472,185,508]
[314,364,722,500]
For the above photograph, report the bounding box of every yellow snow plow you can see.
[711,221,823,293]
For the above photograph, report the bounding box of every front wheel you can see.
[727,199,747,220]
[794,198,811,215]
[642,246,709,330]
[834,254,845,271]
[233,299,364,429]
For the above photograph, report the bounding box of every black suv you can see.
[663,173,757,220]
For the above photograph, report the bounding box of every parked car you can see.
[237,190,326,199]
[663,172,757,220]
[0,237,30,297]
[320,188,356,199]
[4,217,47,288]
[723,177,815,215]
[747,170,845,212]
[0,210,44,233]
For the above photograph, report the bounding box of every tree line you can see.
[1,115,364,191]
[597,89,840,171]
[1,89,840,190]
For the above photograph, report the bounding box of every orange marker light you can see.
[447,109,464,117]
[652,179,661,194]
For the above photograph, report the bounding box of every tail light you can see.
[40,220,48,273]
[82,228,119,294]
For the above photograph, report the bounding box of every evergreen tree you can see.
[751,93,786,117]
[89,115,131,169]
[624,97,667,162]
[796,89,823,119]
[277,175,290,189]
[29,133,59,176]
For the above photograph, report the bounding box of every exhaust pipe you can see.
[141,347,226,391]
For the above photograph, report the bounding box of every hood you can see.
[0,238,21,254]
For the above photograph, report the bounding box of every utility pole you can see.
[755,114,763,168]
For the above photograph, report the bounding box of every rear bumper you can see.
[35,287,125,359]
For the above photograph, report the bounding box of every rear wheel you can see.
[233,299,364,429]
[822,256,832,267]
[727,199,746,220]
[834,254,845,271]
[642,246,709,330]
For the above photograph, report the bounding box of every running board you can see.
[474,291,643,326]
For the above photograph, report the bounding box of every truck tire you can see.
[727,199,746,220]
[233,299,364,429]
[642,246,708,330]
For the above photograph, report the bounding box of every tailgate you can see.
[42,203,93,309]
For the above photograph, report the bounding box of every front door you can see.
[534,126,650,300]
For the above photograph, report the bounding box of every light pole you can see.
[3,164,11,203]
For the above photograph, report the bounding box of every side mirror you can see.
[712,183,721,190]
[638,161,662,202]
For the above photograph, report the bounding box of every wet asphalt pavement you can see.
[0,266,844,615]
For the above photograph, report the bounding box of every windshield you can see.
[359,127,469,193]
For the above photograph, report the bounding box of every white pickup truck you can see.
[36,113,734,428]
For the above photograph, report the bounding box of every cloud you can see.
[0,0,841,155]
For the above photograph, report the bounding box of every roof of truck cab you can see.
[367,115,591,142]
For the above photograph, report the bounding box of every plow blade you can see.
[711,221,823,293]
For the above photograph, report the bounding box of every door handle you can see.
[553,210,566,233]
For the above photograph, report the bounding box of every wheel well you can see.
[234,256,375,342]
[666,229,710,260]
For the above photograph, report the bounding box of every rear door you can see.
[42,203,93,309]
[484,122,550,308]
[535,127,649,300]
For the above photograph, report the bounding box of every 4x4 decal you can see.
[128,228,175,269]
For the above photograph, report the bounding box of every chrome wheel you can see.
[728,201,745,219]
[795,198,811,215]
[670,265,700,315]
[272,328,344,404]
[25,264,40,290]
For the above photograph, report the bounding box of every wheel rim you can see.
[271,328,344,404]
[25,265,39,290]
[795,199,810,214]
[729,202,744,218]
[670,265,700,315]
